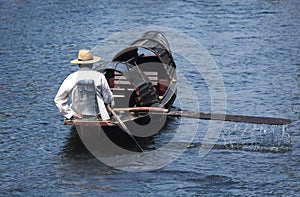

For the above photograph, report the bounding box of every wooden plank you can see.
[64,119,117,126]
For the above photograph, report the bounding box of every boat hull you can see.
[66,113,166,154]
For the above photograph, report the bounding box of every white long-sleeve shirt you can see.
[54,67,114,120]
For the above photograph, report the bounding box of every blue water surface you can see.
[0,0,299,196]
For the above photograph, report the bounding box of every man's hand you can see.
[73,113,83,119]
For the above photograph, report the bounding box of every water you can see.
[1,0,299,196]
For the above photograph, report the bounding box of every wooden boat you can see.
[64,31,178,152]
[63,31,292,154]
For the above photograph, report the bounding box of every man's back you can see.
[55,68,114,120]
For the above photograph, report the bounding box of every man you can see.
[54,49,114,120]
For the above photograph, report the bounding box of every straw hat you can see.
[70,49,101,64]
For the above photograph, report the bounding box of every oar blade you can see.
[167,111,291,125]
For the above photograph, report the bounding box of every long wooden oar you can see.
[165,111,291,125]
[107,105,144,152]
[114,107,291,125]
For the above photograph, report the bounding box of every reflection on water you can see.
[62,126,91,156]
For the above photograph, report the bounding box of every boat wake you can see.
[159,123,292,154]
[201,123,292,153]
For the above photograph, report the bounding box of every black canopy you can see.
[112,31,176,69]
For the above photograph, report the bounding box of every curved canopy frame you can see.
[112,31,176,69]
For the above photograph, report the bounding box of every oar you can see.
[165,111,291,125]
[107,105,144,152]
[114,107,291,125]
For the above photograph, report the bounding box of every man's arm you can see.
[99,73,115,107]
[54,78,79,119]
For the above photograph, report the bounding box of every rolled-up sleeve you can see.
[98,74,115,107]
